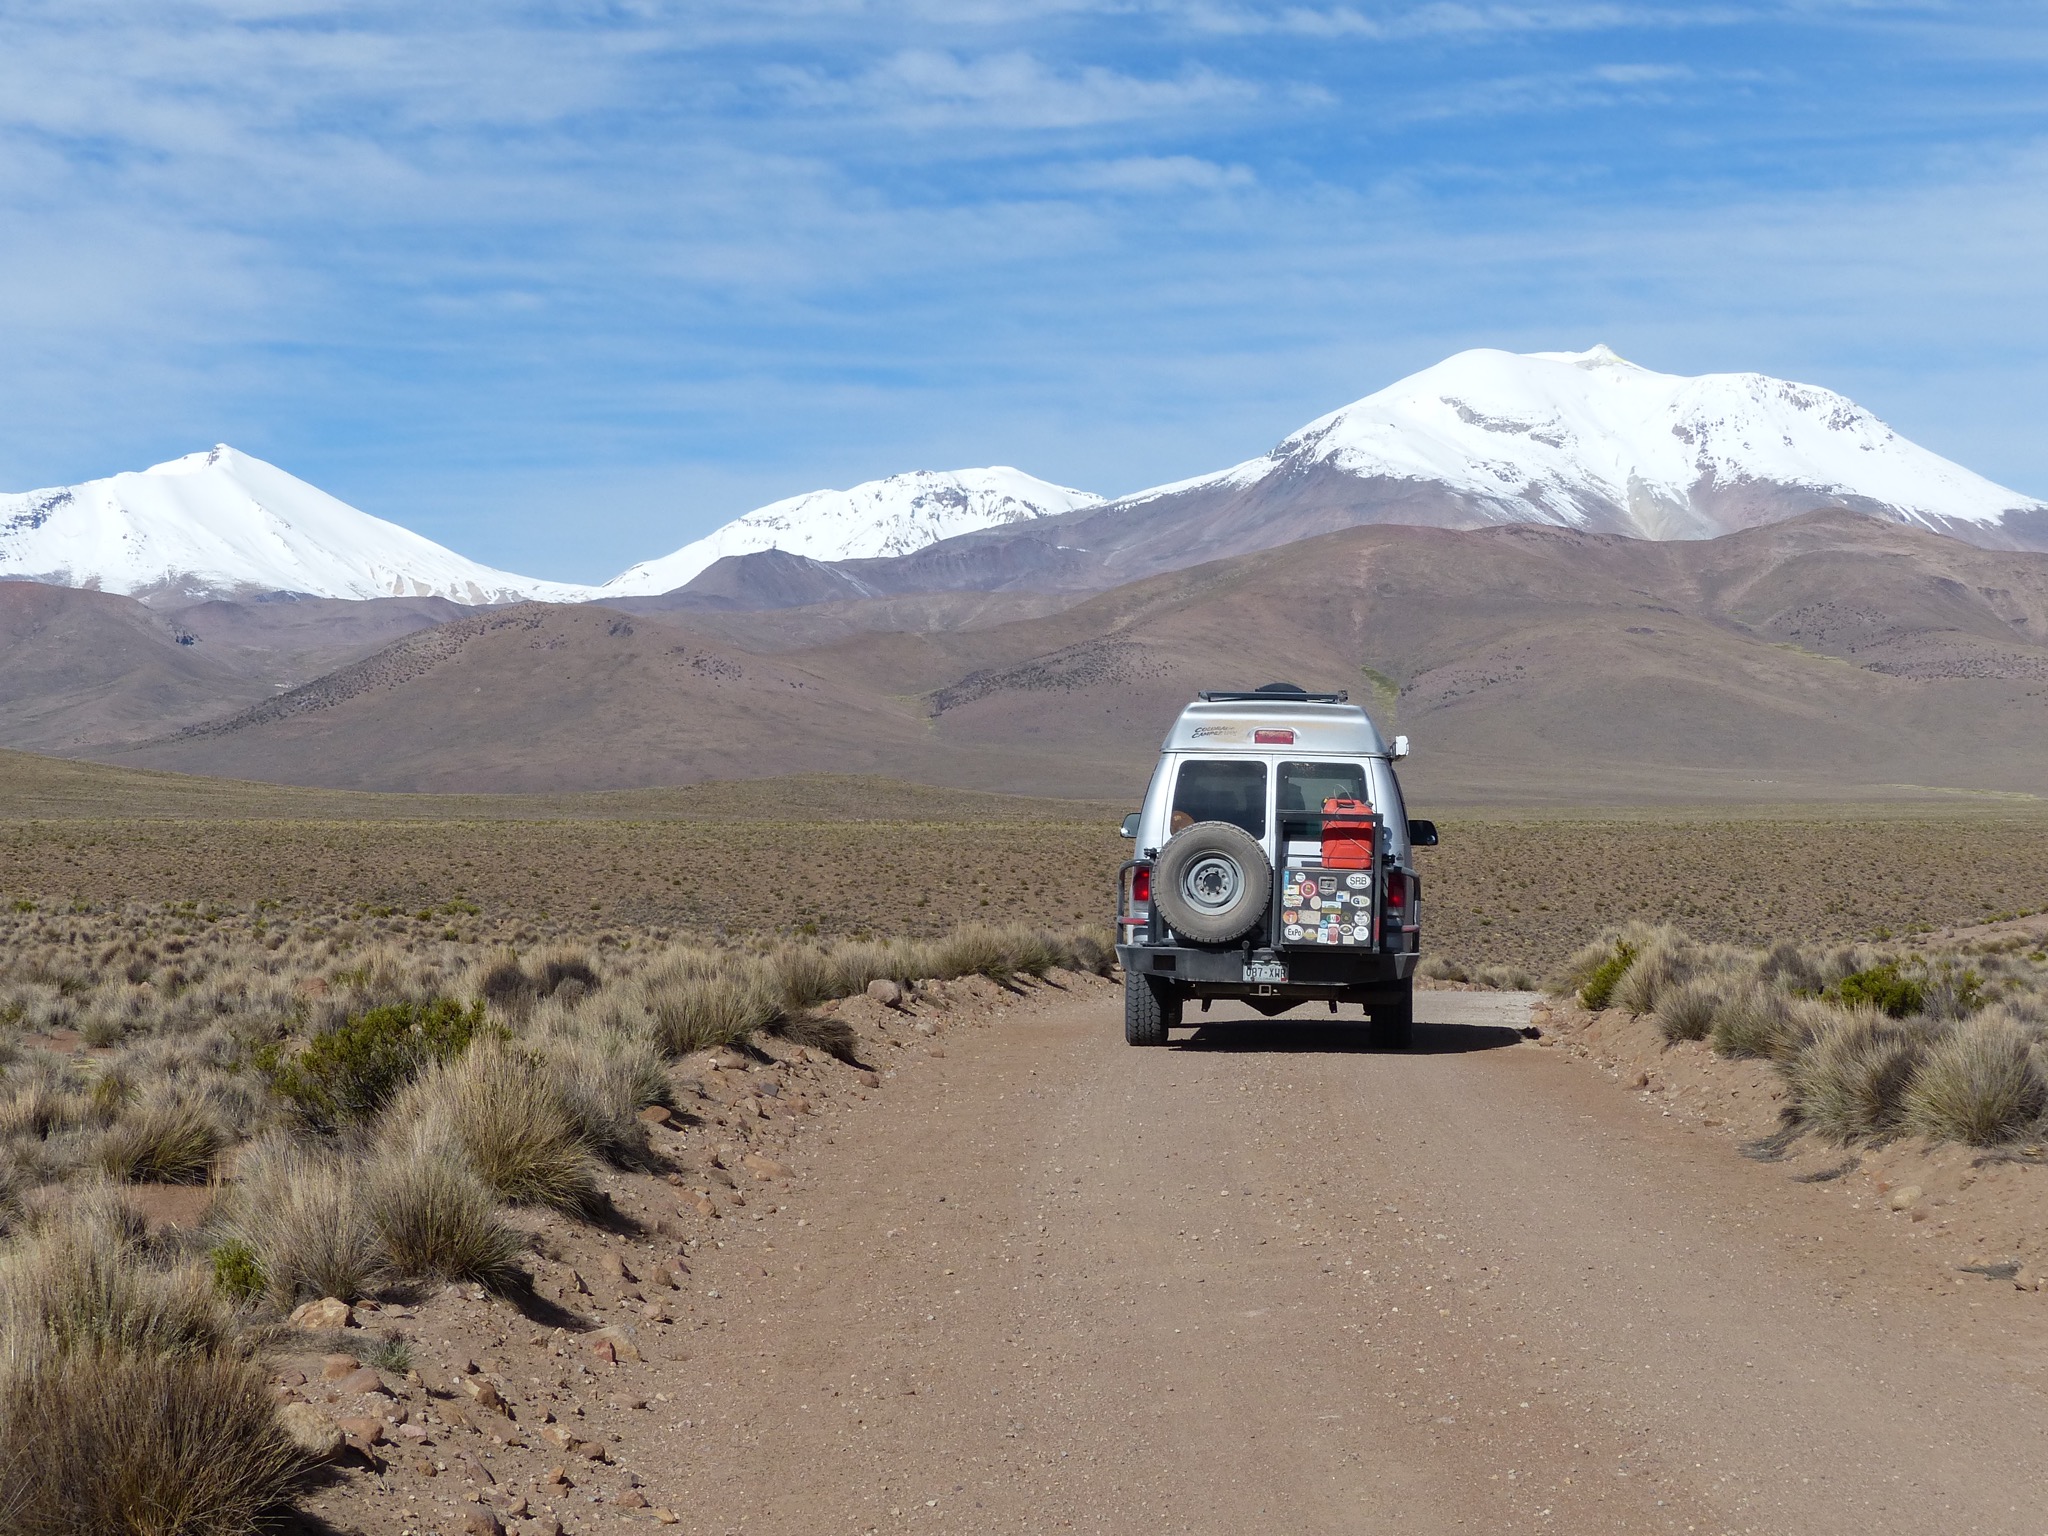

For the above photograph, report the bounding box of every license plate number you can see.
[1244,961,1288,984]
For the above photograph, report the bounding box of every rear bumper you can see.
[1116,942,1415,999]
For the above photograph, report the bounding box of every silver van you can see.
[1115,684,1437,1047]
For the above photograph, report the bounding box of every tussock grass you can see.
[364,1127,525,1289]
[1901,1011,2048,1145]
[0,1190,233,1362]
[390,1043,600,1215]
[536,1032,667,1168]
[225,1138,380,1307]
[1787,1008,1929,1143]
[0,1347,301,1536]
[92,1096,225,1184]
[1656,977,1723,1043]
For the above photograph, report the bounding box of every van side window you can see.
[1171,760,1267,837]
[1277,761,1368,819]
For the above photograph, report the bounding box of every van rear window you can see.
[1172,760,1267,837]
[1277,761,1368,818]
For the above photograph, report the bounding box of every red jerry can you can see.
[1319,798,1377,870]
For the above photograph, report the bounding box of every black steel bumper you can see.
[1115,942,1415,999]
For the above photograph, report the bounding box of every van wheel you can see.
[1125,974,1180,1046]
[1368,985,1413,1051]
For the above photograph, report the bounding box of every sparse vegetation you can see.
[1554,921,2048,1146]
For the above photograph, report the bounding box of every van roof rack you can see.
[1197,683,1349,704]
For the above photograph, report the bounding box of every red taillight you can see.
[1132,868,1151,902]
[1254,728,1296,744]
[1386,878,1405,909]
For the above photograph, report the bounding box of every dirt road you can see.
[628,990,2048,1535]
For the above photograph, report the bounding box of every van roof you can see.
[1164,697,1389,756]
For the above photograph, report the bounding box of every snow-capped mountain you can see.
[0,445,595,605]
[601,467,1104,596]
[1126,345,2047,543]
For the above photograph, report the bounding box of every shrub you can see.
[1786,1008,1927,1143]
[479,959,536,1013]
[266,997,488,1132]
[1901,1012,2047,1145]
[392,1044,600,1214]
[1656,978,1722,1043]
[92,1099,224,1185]
[0,1348,303,1536]
[364,1128,525,1290]
[1831,964,1924,1019]
[209,1238,267,1304]
[1417,956,1470,982]
[226,1139,380,1307]
[1579,943,1635,1011]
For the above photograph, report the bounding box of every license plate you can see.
[1244,960,1288,984]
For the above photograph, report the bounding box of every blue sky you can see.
[2,1,2044,581]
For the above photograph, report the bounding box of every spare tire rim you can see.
[1181,853,1243,913]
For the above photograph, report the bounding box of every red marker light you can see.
[1132,868,1151,902]
[1254,729,1296,744]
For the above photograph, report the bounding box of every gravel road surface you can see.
[640,989,2048,1535]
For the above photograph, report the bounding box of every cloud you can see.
[765,48,1262,131]
[1056,154,1258,191]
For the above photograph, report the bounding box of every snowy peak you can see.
[0,446,594,605]
[1150,346,2045,541]
[602,467,1104,596]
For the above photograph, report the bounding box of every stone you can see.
[912,1020,937,1037]
[653,1510,680,1526]
[290,1296,354,1331]
[398,1422,430,1441]
[319,1354,359,1381]
[637,1104,672,1124]
[276,1369,307,1387]
[1887,1185,1924,1212]
[577,1439,610,1462]
[639,1299,671,1323]
[597,1250,635,1282]
[542,1464,569,1485]
[276,1402,343,1459]
[2015,1267,2043,1292]
[585,1327,638,1368]
[459,1512,505,1536]
[743,1154,791,1181]
[858,1070,881,1088]
[336,1367,390,1396]
[336,1416,385,1444]
[491,1493,529,1519]
[866,978,904,1008]
[461,1377,506,1411]
[540,1425,576,1450]
[690,1195,718,1218]
[530,1520,565,1536]
[616,1490,649,1509]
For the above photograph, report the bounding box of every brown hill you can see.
[0,582,458,751]
[80,511,2048,806]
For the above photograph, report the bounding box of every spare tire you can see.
[1153,821,1272,944]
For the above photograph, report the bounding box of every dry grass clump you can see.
[1655,977,1723,1043]
[0,1193,301,1536]
[223,1138,381,1307]
[389,1043,601,1215]
[535,1032,668,1169]
[1786,1008,1930,1143]
[363,1127,526,1290]
[1900,1011,2048,1145]
[91,1095,225,1184]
